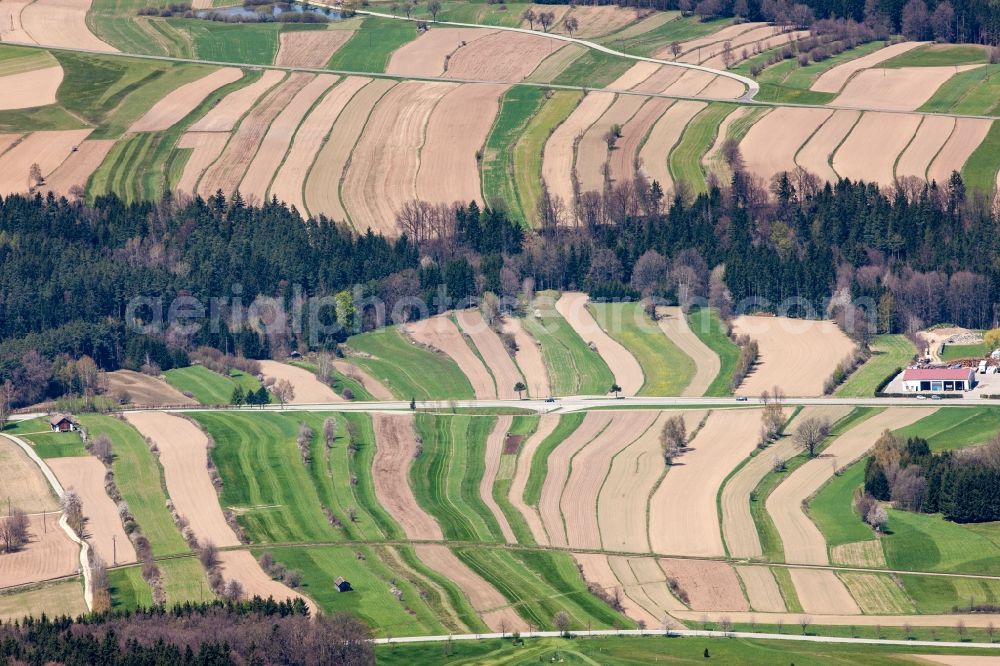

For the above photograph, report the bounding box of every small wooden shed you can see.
[49,414,78,432]
[334,576,352,593]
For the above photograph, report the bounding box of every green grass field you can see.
[893,406,1000,451]
[522,413,585,507]
[346,327,474,400]
[109,566,153,610]
[159,556,211,604]
[752,40,885,104]
[512,90,581,227]
[290,360,373,401]
[163,364,262,405]
[520,293,614,396]
[78,414,190,556]
[960,119,1000,196]
[836,334,915,397]
[3,417,89,458]
[412,414,505,542]
[686,307,739,397]
[192,411,340,543]
[668,103,734,194]
[921,64,1000,116]
[552,50,633,88]
[881,43,989,68]
[480,86,547,221]
[882,509,1000,574]
[940,341,990,361]
[491,415,539,544]
[167,19,280,65]
[900,571,1000,614]
[597,16,725,57]
[807,459,874,549]
[327,17,418,72]
[587,302,695,396]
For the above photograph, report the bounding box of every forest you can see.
[0,165,997,406]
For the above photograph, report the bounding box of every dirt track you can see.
[507,414,559,544]
[106,369,195,407]
[218,550,311,610]
[480,415,516,542]
[455,310,523,400]
[500,317,550,398]
[130,68,242,132]
[258,360,341,403]
[649,409,760,557]
[561,411,659,549]
[0,513,80,588]
[371,414,443,540]
[656,307,718,397]
[555,292,644,395]
[48,456,137,566]
[405,315,496,398]
[124,411,241,547]
[731,315,856,397]
[767,407,936,565]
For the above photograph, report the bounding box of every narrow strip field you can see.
[811,41,924,92]
[0,129,92,195]
[833,112,923,184]
[655,306,718,397]
[405,315,496,399]
[129,68,242,132]
[274,28,352,67]
[895,115,955,180]
[735,565,786,612]
[455,309,524,400]
[507,413,560,544]
[608,97,672,184]
[575,94,646,193]
[189,70,285,133]
[832,65,983,111]
[0,64,62,110]
[258,360,340,403]
[372,413,443,541]
[500,317,550,399]
[479,415,516,543]
[741,107,831,181]
[638,100,705,194]
[541,92,614,212]
[836,335,916,397]
[43,139,115,197]
[794,109,860,183]
[556,292,643,396]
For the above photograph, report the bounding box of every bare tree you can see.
[404,1,414,18]
[721,40,735,68]
[660,415,687,465]
[28,163,43,188]
[324,417,337,449]
[223,578,245,602]
[61,489,84,538]
[272,378,295,407]
[427,0,441,21]
[521,7,536,29]
[799,615,812,635]
[670,41,682,59]
[89,433,114,465]
[793,416,830,457]
[564,16,578,35]
[0,508,30,553]
[537,11,555,32]
[553,610,571,636]
[199,540,220,569]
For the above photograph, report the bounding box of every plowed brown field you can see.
[372,414,442,540]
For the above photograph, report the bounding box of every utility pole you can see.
[112,535,117,566]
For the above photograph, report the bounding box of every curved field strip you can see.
[416,83,506,206]
[478,85,545,214]
[386,27,497,78]
[788,568,861,614]
[129,68,242,133]
[638,100,704,194]
[767,407,936,566]
[557,5,639,39]
[574,553,660,627]
[257,360,341,404]
[927,117,993,185]
[48,456,137,565]
[702,29,809,70]
[406,315,496,398]
[700,104,749,176]
[513,90,580,225]
[838,572,915,614]
[218,550,311,609]
[576,93,647,193]
[631,65,684,94]
[526,43,587,83]
[21,0,117,52]
[598,411,699,553]
[832,65,983,111]
[500,316,550,399]
[812,41,925,93]
[688,25,784,65]
[341,81,453,235]
[414,544,524,632]
[106,369,195,407]
[455,309,523,400]
[661,68,716,95]
[741,106,832,181]
[0,0,33,43]
[731,315,856,397]
[538,412,612,547]
[175,132,228,196]
[736,565,786,612]
[660,558,748,611]
[556,292,643,395]
[480,415,516,543]
[720,404,853,559]
[0,129,91,196]
[371,413,443,540]
[0,436,58,513]
[303,77,394,223]
[0,64,62,110]
[274,28,352,67]
[0,513,80,589]
[833,111,923,185]
[650,408,760,558]
[508,413,559,544]
[268,76,370,215]
[609,98,672,185]
[698,75,747,99]
[589,302,694,396]
[608,556,685,626]
[189,70,285,133]
[895,115,955,180]
[197,73,313,197]
[606,61,661,90]
[794,109,860,183]
[331,359,394,401]
[43,139,115,198]
[673,21,766,59]
[655,306,719,397]
[239,73,338,201]
[541,91,615,211]
[124,411,240,547]
[668,102,733,194]
[562,411,659,550]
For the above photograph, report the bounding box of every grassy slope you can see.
[192,411,339,543]
[893,406,1000,452]
[836,334,915,397]
[900,570,1000,614]
[686,307,739,397]
[668,103,734,195]
[880,43,989,68]
[588,301,695,396]
[513,90,581,228]
[344,412,404,539]
[346,327,475,400]
[552,50,633,88]
[411,414,504,542]
[807,460,873,548]
[481,86,546,221]
[522,412,585,507]
[327,17,418,72]
[77,414,190,556]
[162,365,262,405]
[921,64,1000,116]
[520,293,614,396]
[597,16,726,57]
[940,341,991,362]
[4,417,88,458]
[167,19,279,65]
[961,119,1000,197]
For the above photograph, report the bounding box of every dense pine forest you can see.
[0,169,998,406]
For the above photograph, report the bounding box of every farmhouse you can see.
[901,368,976,393]
[49,414,78,432]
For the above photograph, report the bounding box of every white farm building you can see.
[901,368,976,392]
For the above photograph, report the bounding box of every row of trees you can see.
[864,430,1000,523]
